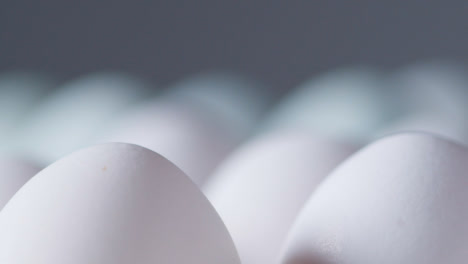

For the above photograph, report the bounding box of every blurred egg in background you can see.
[376,62,468,145]
[102,99,237,186]
[0,72,55,153]
[393,61,468,119]
[101,72,271,185]
[12,72,152,164]
[261,67,400,144]
[164,72,273,138]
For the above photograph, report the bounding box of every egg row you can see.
[0,61,467,263]
[2,62,468,183]
[2,132,468,263]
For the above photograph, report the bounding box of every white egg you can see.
[0,72,54,152]
[165,72,272,138]
[15,73,151,163]
[0,157,40,210]
[262,67,396,143]
[103,99,239,185]
[0,143,239,264]
[279,133,468,264]
[203,132,355,264]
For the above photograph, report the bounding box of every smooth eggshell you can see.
[279,133,468,264]
[203,132,355,264]
[0,143,239,264]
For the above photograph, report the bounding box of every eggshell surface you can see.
[0,143,239,264]
[203,132,355,264]
[279,133,468,264]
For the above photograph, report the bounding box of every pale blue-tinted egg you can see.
[262,67,397,143]
[14,72,152,163]
[0,72,55,152]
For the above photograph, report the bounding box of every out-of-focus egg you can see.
[165,72,272,138]
[393,62,468,119]
[262,67,398,143]
[0,72,55,152]
[0,157,40,210]
[279,133,468,264]
[103,99,239,185]
[14,73,151,163]
[376,62,468,145]
[0,143,240,264]
[103,73,269,185]
[203,132,355,264]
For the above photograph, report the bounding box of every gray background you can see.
[1,0,467,92]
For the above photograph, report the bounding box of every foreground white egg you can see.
[15,73,151,163]
[166,72,272,138]
[279,133,468,264]
[0,72,54,152]
[0,143,239,264]
[262,67,396,143]
[0,157,40,210]
[203,132,355,264]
